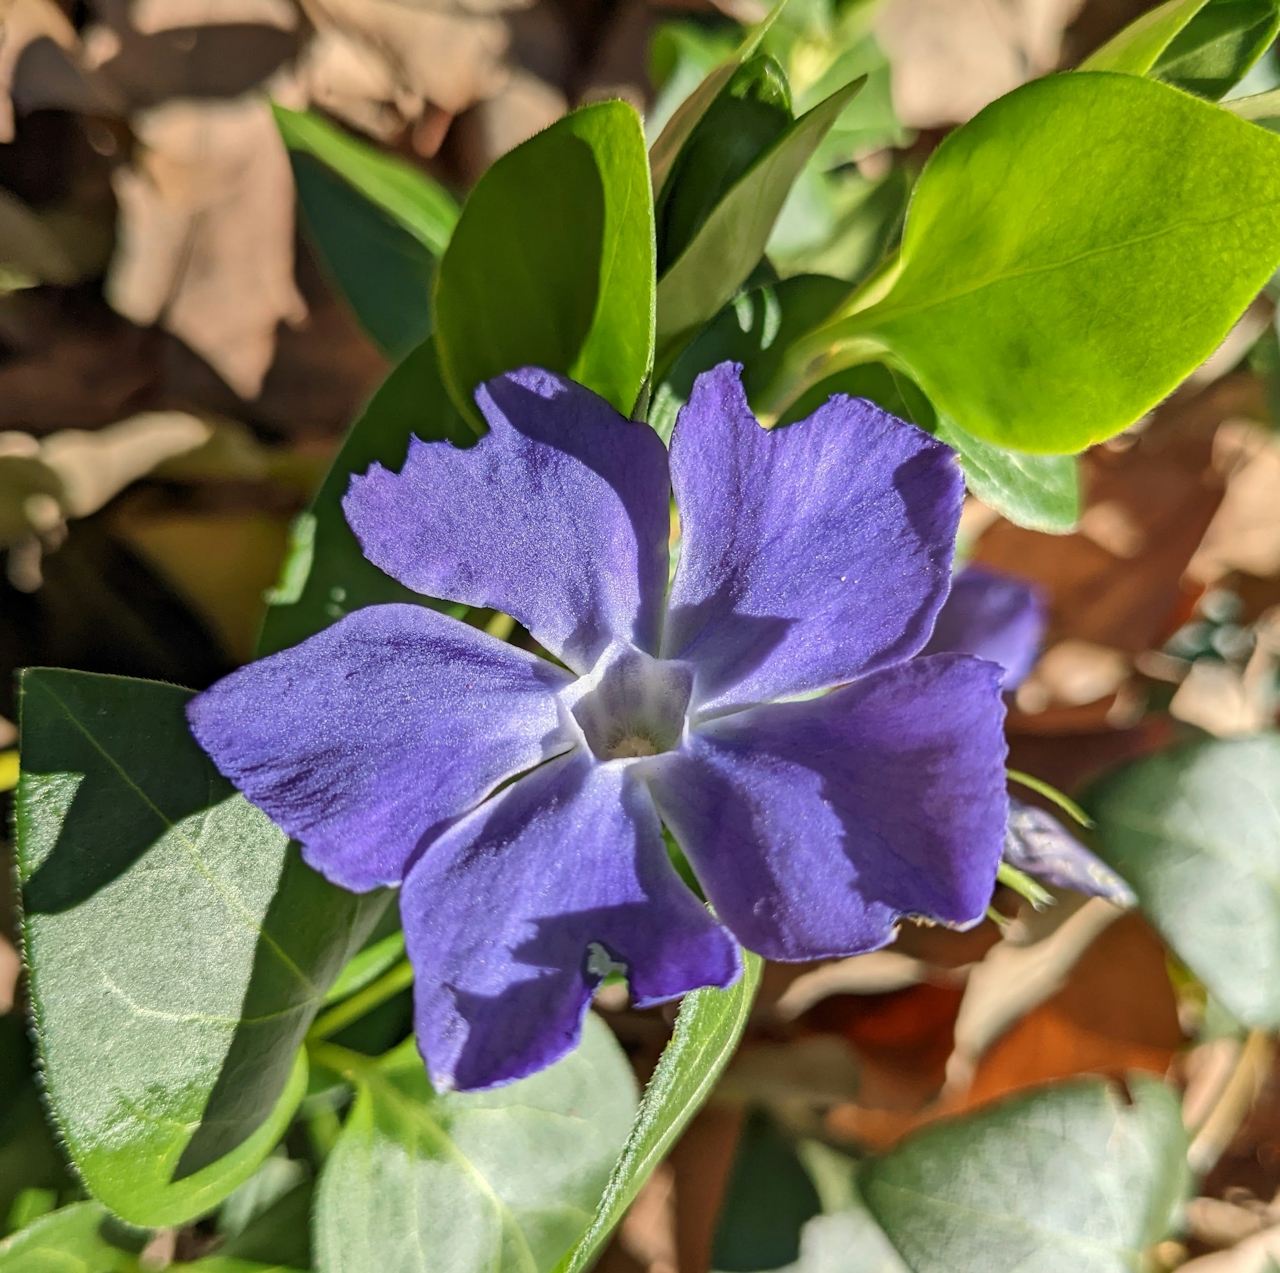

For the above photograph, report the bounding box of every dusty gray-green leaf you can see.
[794,73,1280,453]
[0,1203,135,1272]
[861,1077,1188,1273]
[16,670,387,1226]
[313,1015,637,1273]
[555,951,763,1273]
[1087,733,1280,1028]
[655,79,863,356]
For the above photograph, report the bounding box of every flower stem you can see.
[307,959,414,1043]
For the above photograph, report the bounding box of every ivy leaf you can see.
[797,73,1280,453]
[257,338,473,657]
[554,951,763,1273]
[435,101,654,420]
[16,670,387,1227]
[312,1015,637,1273]
[655,79,863,357]
[1087,734,1280,1028]
[861,1077,1188,1273]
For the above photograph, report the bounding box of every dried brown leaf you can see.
[107,94,307,398]
[0,0,77,140]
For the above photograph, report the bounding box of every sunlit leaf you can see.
[16,670,387,1226]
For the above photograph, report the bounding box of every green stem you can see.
[308,959,414,1043]
[1007,768,1093,828]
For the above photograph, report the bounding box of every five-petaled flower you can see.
[188,361,1010,1092]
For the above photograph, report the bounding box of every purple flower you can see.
[187,362,1009,1092]
[923,564,1047,689]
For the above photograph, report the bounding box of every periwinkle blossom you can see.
[188,362,1010,1092]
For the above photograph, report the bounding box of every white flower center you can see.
[562,642,694,763]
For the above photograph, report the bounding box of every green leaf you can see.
[435,101,654,419]
[555,950,763,1273]
[1087,734,1280,1028]
[312,1015,638,1273]
[1151,0,1280,98]
[934,417,1080,534]
[1080,0,1212,73]
[655,78,863,356]
[795,73,1280,453]
[860,1077,1188,1273]
[16,670,388,1226]
[257,338,473,657]
[711,1111,821,1272]
[273,106,458,256]
[649,274,850,441]
[0,1203,136,1273]
[290,152,435,360]
[656,54,793,275]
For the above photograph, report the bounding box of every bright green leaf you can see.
[313,1015,637,1273]
[1151,0,1280,98]
[257,338,473,657]
[1087,734,1280,1028]
[273,106,457,256]
[655,79,863,356]
[435,101,654,419]
[555,951,763,1273]
[290,152,435,360]
[0,1203,136,1273]
[1080,0,1212,73]
[861,1077,1188,1273]
[794,73,1280,453]
[16,670,387,1226]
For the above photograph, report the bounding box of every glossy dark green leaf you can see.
[290,152,435,360]
[656,54,792,275]
[1087,734,1280,1028]
[0,1203,135,1272]
[861,1077,1188,1273]
[435,101,654,419]
[313,1016,637,1273]
[1152,0,1280,98]
[649,274,850,441]
[711,1111,821,1272]
[257,338,473,657]
[273,107,457,256]
[796,73,1280,453]
[555,951,763,1273]
[655,79,863,356]
[16,670,388,1226]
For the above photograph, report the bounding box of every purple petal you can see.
[663,363,963,714]
[186,604,573,892]
[647,655,1008,961]
[402,752,740,1091]
[344,367,671,672]
[1004,798,1136,905]
[922,565,1046,689]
